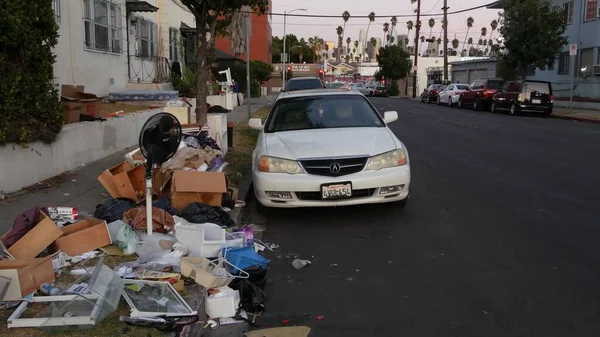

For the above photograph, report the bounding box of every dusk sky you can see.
[270,0,502,44]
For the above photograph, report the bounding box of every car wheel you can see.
[448,97,453,107]
[473,98,479,111]
[490,101,497,113]
[255,200,272,214]
[369,90,374,96]
[436,96,441,105]
[396,196,409,209]
[543,108,553,117]
[427,96,431,103]
[509,102,519,116]
[457,97,463,109]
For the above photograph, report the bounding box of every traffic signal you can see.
[318,69,324,76]
[287,66,291,71]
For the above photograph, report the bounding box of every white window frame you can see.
[83,0,123,54]
[169,27,180,62]
[136,17,158,58]
[583,0,598,22]
[557,51,570,75]
[52,0,61,24]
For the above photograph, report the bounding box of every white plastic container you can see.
[205,286,240,319]
[174,223,226,258]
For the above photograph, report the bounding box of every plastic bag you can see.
[181,203,234,227]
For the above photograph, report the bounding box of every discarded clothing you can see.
[94,198,135,223]
[208,105,230,113]
[161,147,222,173]
[183,131,221,151]
[1,207,45,248]
[122,206,175,234]
[181,202,234,227]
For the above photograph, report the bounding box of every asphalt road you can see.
[245,98,600,337]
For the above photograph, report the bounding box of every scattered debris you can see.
[291,259,311,270]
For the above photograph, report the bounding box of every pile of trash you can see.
[0,131,279,335]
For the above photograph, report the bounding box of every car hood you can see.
[264,127,398,160]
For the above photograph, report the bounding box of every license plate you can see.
[532,99,541,104]
[321,183,352,199]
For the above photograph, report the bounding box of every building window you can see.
[584,0,598,22]
[579,48,594,75]
[52,0,61,24]
[562,2,573,24]
[558,52,570,74]
[136,18,158,58]
[83,0,123,54]
[169,28,180,62]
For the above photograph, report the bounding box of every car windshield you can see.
[265,95,385,133]
[522,81,551,95]
[456,85,470,90]
[487,80,504,90]
[286,78,323,91]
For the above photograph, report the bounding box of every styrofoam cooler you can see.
[174,224,226,258]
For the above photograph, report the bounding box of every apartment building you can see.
[52,0,196,96]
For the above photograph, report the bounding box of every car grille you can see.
[299,156,369,177]
[295,188,376,201]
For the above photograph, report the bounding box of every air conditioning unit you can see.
[593,64,600,75]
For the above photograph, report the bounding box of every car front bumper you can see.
[253,165,411,208]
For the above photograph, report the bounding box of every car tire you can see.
[473,98,480,111]
[436,96,441,105]
[448,98,453,107]
[509,102,519,116]
[457,97,463,109]
[255,200,272,215]
[369,90,374,96]
[396,196,409,209]
[427,96,431,103]
[490,101,497,113]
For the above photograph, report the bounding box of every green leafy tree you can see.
[250,60,273,83]
[182,0,268,125]
[498,0,567,79]
[376,44,412,83]
[0,0,62,144]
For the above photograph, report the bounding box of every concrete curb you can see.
[551,115,600,125]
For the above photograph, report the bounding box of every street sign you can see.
[280,53,289,62]
[569,44,578,56]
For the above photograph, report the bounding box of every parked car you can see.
[248,89,410,212]
[420,84,446,103]
[282,77,326,92]
[457,78,504,110]
[490,80,553,116]
[373,86,389,97]
[437,84,470,106]
[340,83,373,96]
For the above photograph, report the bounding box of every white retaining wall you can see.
[0,109,162,194]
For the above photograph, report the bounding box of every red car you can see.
[420,84,447,103]
[457,78,504,111]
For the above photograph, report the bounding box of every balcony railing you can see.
[128,56,171,83]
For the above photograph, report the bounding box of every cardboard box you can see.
[97,162,170,202]
[1,212,63,260]
[48,219,112,256]
[0,256,55,301]
[170,171,227,210]
[61,85,102,125]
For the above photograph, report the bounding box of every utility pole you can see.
[245,14,251,120]
[443,0,449,83]
[282,11,288,87]
[412,0,422,98]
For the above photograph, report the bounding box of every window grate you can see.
[52,0,61,24]
[83,0,123,54]
[136,17,158,58]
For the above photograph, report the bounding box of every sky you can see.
[270,0,502,44]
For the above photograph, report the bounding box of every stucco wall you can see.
[0,109,162,194]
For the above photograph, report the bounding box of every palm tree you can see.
[480,27,487,51]
[291,38,308,63]
[337,36,343,61]
[345,55,350,63]
[341,11,351,54]
[346,37,351,57]
[407,20,414,46]
[383,23,390,46]
[489,19,498,45]
[308,36,321,62]
[391,16,398,45]
[423,18,435,54]
[336,26,343,61]
[365,12,376,58]
[452,38,459,50]
[462,17,474,55]
[467,37,473,56]
[324,43,330,60]
[370,37,377,59]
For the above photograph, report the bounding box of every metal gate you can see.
[452,70,468,84]
[469,69,489,83]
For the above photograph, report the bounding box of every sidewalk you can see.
[227,96,269,123]
[552,107,600,124]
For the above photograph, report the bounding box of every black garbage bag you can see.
[180,202,234,227]
[94,198,135,223]
[152,196,181,216]
[229,278,267,316]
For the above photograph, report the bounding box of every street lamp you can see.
[282,8,307,88]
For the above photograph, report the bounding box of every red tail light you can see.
[484,90,495,97]
[549,94,553,103]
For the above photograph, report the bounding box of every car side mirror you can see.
[248,118,263,130]
[383,111,398,124]
[280,88,285,92]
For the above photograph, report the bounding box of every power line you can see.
[242,2,497,18]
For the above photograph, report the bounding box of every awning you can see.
[126,0,159,13]
[180,22,196,36]
[215,49,243,62]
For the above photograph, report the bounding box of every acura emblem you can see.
[329,163,341,174]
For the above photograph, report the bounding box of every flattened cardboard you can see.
[170,171,227,210]
[61,85,102,124]
[5,212,62,260]
[0,256,55,301]
[48,219,112,256]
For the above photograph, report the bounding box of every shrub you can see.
[388,81,400,96]
[0,0,63,144]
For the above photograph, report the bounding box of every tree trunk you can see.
[194,24,208,126]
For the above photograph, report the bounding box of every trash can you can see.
[227,122,235,148]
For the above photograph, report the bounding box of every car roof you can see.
[276,89,362,100]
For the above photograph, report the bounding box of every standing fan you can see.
[139,113,182,235]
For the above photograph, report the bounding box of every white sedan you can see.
[437,84,470,106]
[248,89,411,212]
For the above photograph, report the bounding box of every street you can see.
[247,98,600,336]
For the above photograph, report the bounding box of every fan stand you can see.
[145,153,154,236]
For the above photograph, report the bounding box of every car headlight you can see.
[258,156,303,174]
[364,149,407,171]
